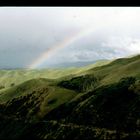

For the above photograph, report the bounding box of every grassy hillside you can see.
[41,77,140,140]
[0,78,77,121]
[0,77,139,139]
[0,60,109,89]
[81,55,140,85]
[0,78,51,103]
[0,55,140,139]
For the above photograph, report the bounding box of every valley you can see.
[0,55,140,139]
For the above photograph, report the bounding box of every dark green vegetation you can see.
[0,55,140,139]
[58,74,100,92]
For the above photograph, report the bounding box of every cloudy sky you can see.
[0,7,140,68]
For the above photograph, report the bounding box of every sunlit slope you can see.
[0,69,77,88]
[83,55,140,85]
[0,78,51,102]
[0,60,109,88]
[0,55,139,92]
[57,55,140,93]
[0,78,77,119]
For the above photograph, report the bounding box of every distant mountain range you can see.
[0,59,108,69]
[42,59,108,68]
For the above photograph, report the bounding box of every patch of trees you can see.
[58,74,100,92]
[129,79,140,95]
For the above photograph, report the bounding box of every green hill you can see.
[0,60,109,90]
[0,55,140,139]
[0,78,77,120]
[82,55,140,85]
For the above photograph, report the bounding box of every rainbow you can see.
[28,27,96,69]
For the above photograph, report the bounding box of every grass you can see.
[39,86,77,118]
[84,55,140,85]
[0,60,109,89]
[0,55,140,103]
[0,78,50,103]
[0,55,140,139]
[0,77,77,120]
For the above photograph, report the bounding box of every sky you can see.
[0,7,140,69]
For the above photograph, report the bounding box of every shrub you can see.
[10,83,15,87]
[58,74,99,92]
[0,85,5,90]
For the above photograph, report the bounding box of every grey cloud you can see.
[0,7,140,68]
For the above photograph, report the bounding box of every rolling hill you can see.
[0,55,140,139]
[0,59,110,89]
[80,54,140,85]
